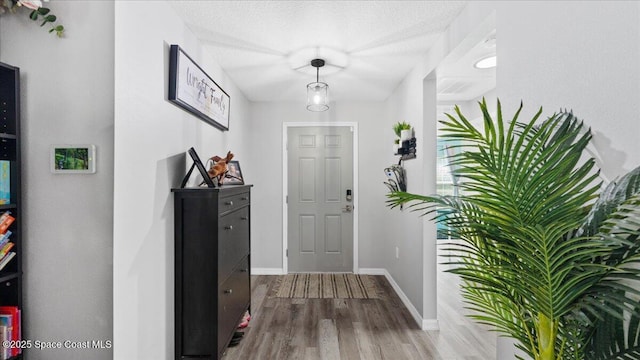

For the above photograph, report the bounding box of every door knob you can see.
[342,204,353,213]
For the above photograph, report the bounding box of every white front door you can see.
[287,126,354,272]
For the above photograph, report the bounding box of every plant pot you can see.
[400,129,413,141]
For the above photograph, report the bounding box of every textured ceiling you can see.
[438,31,496,102]
[170,1,468,102]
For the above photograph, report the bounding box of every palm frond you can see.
[385,99,640,360]
[579,166,640,238]
[570,194,640,359]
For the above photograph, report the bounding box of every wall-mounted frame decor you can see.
[169,44,230,131]
[50,144,96,174]
[224,160,244,185]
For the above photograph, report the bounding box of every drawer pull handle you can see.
[241,217,249,221]
[241,197,249,201]
[225,201,234,206]
[240,269,248,273]
[225,225,233,231]
[224,289,233,294]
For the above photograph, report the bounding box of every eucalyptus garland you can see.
[0,0,64,37]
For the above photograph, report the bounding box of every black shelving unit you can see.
[0,61,22,360]
[395,137,417,161]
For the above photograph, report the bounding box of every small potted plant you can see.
[393,138,400,154]
[393,121,413,142]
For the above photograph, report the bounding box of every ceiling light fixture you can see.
[474,55,497,69]
[306,59,329,112]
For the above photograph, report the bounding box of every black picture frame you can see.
[224,161,244,185]
[181,147,215,188]
[169,44,230,131]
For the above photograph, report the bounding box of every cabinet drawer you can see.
[218,207,250,283]
[217,257,250,356]
[219,192,250,215]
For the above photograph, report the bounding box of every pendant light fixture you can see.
[306,58,329,112]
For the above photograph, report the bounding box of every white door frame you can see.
[282,122,359,274]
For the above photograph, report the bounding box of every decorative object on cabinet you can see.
[224,161,244,185]
[0,61,23,359]
[0,0,65,36]
[206,151,234,186]
[169,45,230,131]
[181,147,215,188]
[50,144,96,174]
[172,185,252,360]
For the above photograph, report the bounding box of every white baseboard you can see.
[422,319,439,331]
[379,269,427,330]
[358,268,386,275]
[362,268,440,331]
[251,268,285,275]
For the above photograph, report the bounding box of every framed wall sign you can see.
[169,45,230,131]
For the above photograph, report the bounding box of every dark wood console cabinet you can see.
[172,185,252,360]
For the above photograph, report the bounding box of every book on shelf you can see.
[0,315,11,359]
[0,231,11,250]
[0,307,20,357]
[16,310,20,355]
[0,161,8,205]
[0,252,15,271]
[0,212,14,234]
[0,242,13,259]
[0,325,7,360]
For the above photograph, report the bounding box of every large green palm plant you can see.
[387,99,640,360]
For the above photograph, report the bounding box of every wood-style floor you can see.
[222,262,496,360]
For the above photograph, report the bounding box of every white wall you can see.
[0,2,114,360]
[494,0,640,179]
[493,6,640,354]
[383,68,430,317]
[113,2,250,359]
[378,2,498,326]
[247,101,388,271]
